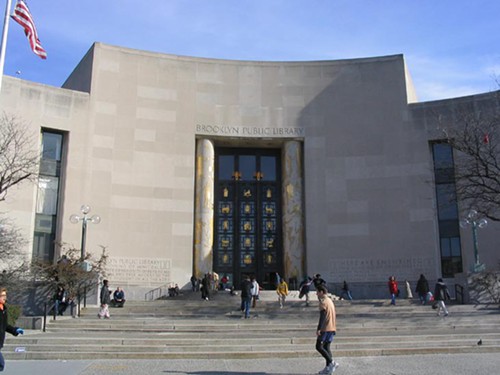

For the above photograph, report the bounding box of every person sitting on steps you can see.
[111,287,126,307]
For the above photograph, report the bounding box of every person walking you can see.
[315,285,339,374]
[190,275,196,292]
[388,276,398,305]
[54,285,68,316]
[434,278,451,317]
[0,287,24,372]
[299,276,313,306]
[340,280,353,300]
[276,278,289,309]
[98,279,111,319]
[240,275,253,319]
[313,274,326,289]
[251,276,259,308]
[201,274,210,300]
[415,274,430,305]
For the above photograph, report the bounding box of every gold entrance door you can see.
[213,149,282,289]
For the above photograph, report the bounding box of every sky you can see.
[2,0,499,102]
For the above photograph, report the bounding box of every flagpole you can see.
[0,0,13,95]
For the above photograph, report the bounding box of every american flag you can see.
[11,0,47,59]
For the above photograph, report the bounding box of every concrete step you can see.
[4,297,499,360]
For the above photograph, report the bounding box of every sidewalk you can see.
[5,353,500,375]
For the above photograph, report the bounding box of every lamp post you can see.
[70,205,101,260]
[460,210,488,272]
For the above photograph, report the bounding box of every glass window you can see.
[239,155,256,181]
[431,141,462,277]
[440,238,451,257]
[260,156,276,181]
[32,231,55,261]
[218,155,234,180]
[436,184,458,220]
[450,237,462,257]
[432,143,453,169]
[42,132,63,161]
[36,177,59,215]
[33,130,64,261]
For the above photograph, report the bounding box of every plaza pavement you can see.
[4,353,500,374]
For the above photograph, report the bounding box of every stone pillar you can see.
[282,141,305,286]
[194,139,215,278]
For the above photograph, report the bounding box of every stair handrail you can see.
[42,300,57,332]
[144,283,171,301]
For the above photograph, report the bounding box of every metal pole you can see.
[43,302,47,332]
[472,222,479,266]
[81,218,87,260]
[0,0,13,95]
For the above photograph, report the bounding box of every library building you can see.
[1,42,498,299]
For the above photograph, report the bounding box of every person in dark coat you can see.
[313,274,326,289]
[415,274,430,305]
[299,276,313,306]
[201,274,210,300]
[240,275,253,319]
[434,278,451,317]
[0,287,24,371]
[340,280,353,300]
[98,279,111,319]
[54,285,68,315]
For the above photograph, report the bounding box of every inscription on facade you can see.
[196,124,305,137]
[329,257,435,282]
[107,257,171,284]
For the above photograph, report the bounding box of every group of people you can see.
[388,274,451,316]
[97,280,126,319]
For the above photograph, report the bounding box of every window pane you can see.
[42,132,63,161]
[218,155,234,180]
[440,238,451,257]
[33,231,55,261]
[261,156,276,181]
[239,155,255,181]
[432,143,453,169]
[436,184,458,220]
[450,237,462,257]
[36,177,59,215]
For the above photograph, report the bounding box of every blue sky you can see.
[3,0,499,102]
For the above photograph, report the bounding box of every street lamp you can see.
[460,210,488,272]
[70,205,101,260]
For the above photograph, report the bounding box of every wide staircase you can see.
[4,290,500,360]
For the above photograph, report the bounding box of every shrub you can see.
[7,304,22,326]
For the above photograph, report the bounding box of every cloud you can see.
[405,54,497,101]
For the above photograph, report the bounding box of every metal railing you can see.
[144,284,170,301]
[42,287,88,332]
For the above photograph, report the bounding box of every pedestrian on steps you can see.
[315,285,339,374]
[251,276,259,308]
[276,278,289,309]
[388,276,398,305]
[415,274,430,305]
[0,287,24,372]
[434,278,451,317]
[98,279,111,319]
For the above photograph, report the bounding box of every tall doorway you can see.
[213,148,282,289]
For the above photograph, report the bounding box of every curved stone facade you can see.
[0,42,498,299]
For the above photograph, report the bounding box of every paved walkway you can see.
[4,353,500,374]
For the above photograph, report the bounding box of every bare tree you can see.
[0,214,30,290]
[30,243,108,303]
[442,108,500,222]
[0,113,40,202]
